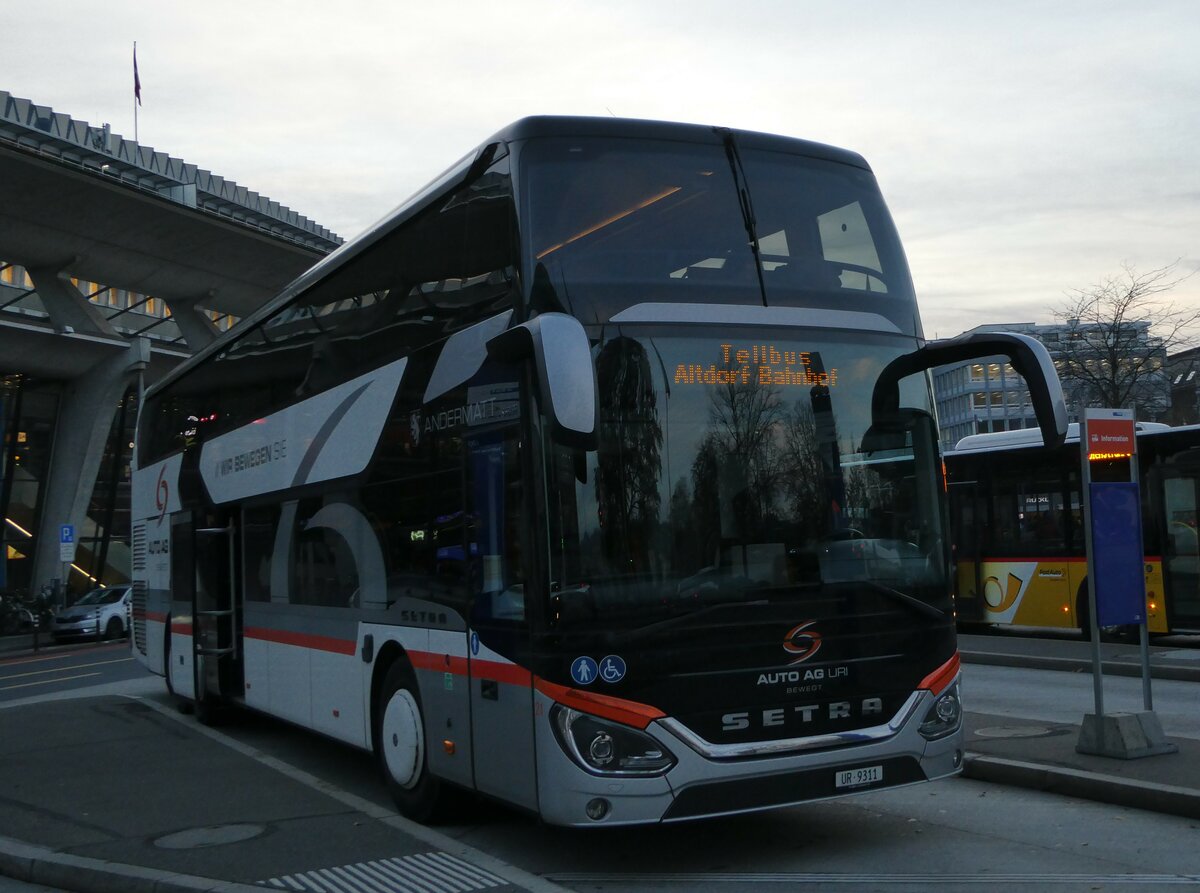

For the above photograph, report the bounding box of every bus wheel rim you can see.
[381,689,423,789]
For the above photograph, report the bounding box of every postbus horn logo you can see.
[155,465,169,527]
[783,620,822,664]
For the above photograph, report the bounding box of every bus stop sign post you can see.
[1076,408,1176,759]
[59,524,76,608]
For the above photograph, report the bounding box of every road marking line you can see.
[0,672,101,691]
[132,694,568,893]
[547,873,1200,885]
[0,656,133,681]
[265,853,507,893]
[0,643,129,667]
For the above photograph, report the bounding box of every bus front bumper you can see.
[533,687,963,827]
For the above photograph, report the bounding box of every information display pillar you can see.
[1076,408,1177,759]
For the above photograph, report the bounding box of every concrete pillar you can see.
[31,338,150,598]
[164,297,221,351]
[27,266,118,337]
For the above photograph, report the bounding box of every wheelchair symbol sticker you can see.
[599,655,626,683]
[570,656,598,686]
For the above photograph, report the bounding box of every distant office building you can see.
[933,320,1171,450]
[1166,346,1200,426]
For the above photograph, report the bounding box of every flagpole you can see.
[133,41,139,143]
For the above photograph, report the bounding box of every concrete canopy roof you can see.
[0,90,341,320]
[1,143,327,319]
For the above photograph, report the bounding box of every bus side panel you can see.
[131,455,184,677]
[139,610,166,676]
[954,559,984,623]
[1067,557,1167,632]
[357,623,476,789]
[242,604,271,711]
[168,599,197,699]
[311,641,366,748]
[972,560,1041,626]
[240,609,365,746]
[1008,560,1072,628]
[419,627,474,789]
[131,521,165,676]
[266,633,311,728]
[364,624,477,782]
[1146,560,1169,633]
[467,635,536,811]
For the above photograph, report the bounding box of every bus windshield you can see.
[545,329,949,634]
[522,137,916,331]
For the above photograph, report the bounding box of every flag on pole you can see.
[134,43,142,106]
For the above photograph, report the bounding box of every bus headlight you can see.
[919,680,962,740]
[551,706,675,776]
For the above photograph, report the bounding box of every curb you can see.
[0,834,263,893]
[962,752,1200,821]
[961,649,1200,683]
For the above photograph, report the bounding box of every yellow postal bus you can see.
[946,422,1200,637]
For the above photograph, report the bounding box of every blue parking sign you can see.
[60,525,75,544]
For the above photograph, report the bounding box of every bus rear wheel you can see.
[375,660,445,823]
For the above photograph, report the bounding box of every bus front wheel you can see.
[375,660,444,822]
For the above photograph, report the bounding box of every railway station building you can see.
[0,90,340,603]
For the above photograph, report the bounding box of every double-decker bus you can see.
[947,422,1200,637]
[131,117,1066,826]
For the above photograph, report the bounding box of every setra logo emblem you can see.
[783,620,822,664]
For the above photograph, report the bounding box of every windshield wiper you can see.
[834,580,948,620]
[715,127,768,307]
[606,598,771,647]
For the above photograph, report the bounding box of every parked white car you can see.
[50,585,132,641]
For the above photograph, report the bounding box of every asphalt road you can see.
[0,640,144,705]
[3,634,1200,893]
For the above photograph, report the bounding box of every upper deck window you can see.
[521,137,915,327]
[140,157,516,464]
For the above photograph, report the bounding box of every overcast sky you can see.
[7,1,1198,338]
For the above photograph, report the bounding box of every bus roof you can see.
[480,116,871,169]
[949,421,1173,454]
[146,117,874,402]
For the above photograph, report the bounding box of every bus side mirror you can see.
[871,331,1068,449]
[488,313,598,450]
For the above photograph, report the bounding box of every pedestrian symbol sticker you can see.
[600,655,626,683]
[470,631,480,656]
[570,656,598,686]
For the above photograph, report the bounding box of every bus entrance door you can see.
[466,428,537,811]
[193,513,243,708]
[1158,466,1200,629]
[949,479,986,622]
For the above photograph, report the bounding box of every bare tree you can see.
[1053,262,1199,414]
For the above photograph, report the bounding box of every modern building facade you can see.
[1166,346,1200,427]
[933,320,1172,450]
[0,90,340,603]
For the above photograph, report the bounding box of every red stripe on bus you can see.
[472,659,532,687]
[918,652,960,696]
[142,610,168,623]
[243,626,357,656]
[409,651,531,686]
[171,621,193,636]
[533,677,666,730]
[409,651,470,676]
